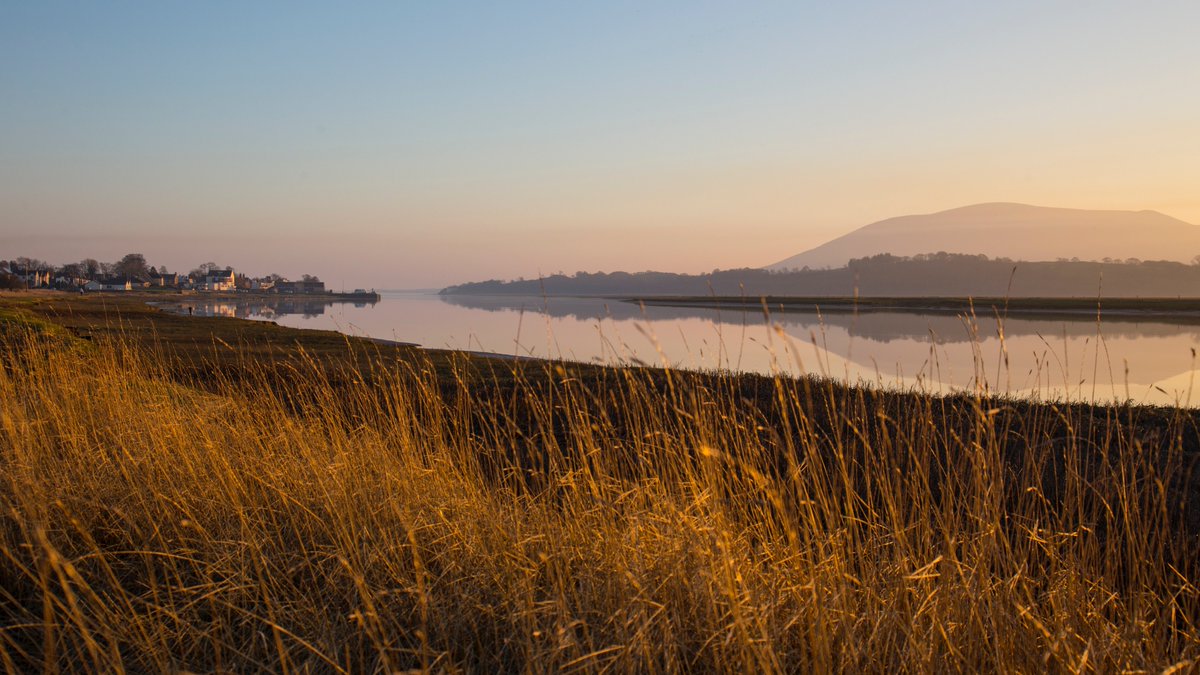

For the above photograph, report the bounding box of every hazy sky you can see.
[3,2,1199,288]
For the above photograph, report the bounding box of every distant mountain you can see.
[769,203,1200,270]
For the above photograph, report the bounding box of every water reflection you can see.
[160,295,379,320]
[438,295,1200,405]
[440,295,1200,343]
[162,291,1200,406]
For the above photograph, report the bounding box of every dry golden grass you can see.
[1,326,1198,672]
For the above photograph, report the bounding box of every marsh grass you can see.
[1,320,1199,672]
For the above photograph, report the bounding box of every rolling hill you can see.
[768,203,1200,270]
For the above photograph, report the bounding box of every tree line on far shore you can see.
[441,253,1200,298]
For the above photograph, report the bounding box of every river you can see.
[166,291,1200,407]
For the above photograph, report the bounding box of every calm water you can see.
[170,292,1200,407]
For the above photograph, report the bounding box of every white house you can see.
[56,275,90,289]
[204,268,236,292]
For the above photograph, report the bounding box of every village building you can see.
[150,272,180,287]
[204,268,236,292]
[55,275,90,289]
[84,278,133,292]
[275,279,326,294]
[5,267,52,288]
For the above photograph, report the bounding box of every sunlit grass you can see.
[1,323,1198,672]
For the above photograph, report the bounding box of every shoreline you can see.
[140,291,1200,405]
[620,295,1200,322]
[3,290,1195,409]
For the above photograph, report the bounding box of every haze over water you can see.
[175,292,1200,408]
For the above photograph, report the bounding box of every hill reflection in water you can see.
[439,295,1200,344]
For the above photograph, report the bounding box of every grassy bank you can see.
[1,293,1199,671]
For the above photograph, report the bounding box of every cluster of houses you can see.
[1,264,327,295]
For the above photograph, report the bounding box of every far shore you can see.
[31,286,382,302]
[622,295,1200,321]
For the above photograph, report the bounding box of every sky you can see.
[3,1,1199,289]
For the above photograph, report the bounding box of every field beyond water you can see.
[1,293,1199,672]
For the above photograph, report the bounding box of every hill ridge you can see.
[769,203,1200,270]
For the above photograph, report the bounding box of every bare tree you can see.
[15,256,50,271]
[190,262,220,277]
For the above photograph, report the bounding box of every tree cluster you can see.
[0,252,309,291]
[442,253,1200,299]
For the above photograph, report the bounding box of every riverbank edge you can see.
[621,295,1200,321]
[142,289,381,302]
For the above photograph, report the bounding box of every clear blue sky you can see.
[3,1,1199,287]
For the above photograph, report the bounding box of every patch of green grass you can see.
[0,303,74,342]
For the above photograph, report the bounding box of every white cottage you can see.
[204,269,236,292]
